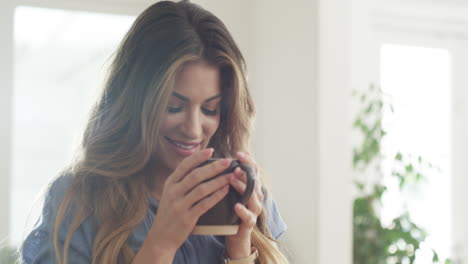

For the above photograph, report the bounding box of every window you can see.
[379,43,452,262]
[11,6,134,246]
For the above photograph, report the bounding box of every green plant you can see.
[352,85,453,264]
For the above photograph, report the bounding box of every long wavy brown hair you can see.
[53,1,289,263]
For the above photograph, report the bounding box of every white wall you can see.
[193,0,255,62]
[248,1,319,263]
[452,39,468,263]
[317,0,353,263]
[247,0,353,263]
[0,1,14,244]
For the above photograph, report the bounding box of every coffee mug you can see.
[191,158,256,236]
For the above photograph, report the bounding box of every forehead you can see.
[172,60,221,100]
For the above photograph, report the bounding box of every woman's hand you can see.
[140,148,233,260]
[225,152,264,260]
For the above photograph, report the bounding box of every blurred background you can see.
[0,0,467,263]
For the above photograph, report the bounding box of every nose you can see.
[180,109,203,140]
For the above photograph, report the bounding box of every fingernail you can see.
[237,152,245,158]
[222,159,231,166]
[206,148,214,154]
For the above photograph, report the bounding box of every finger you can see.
[254,174,263,197]
[230,170,261,207]
[244,180,263,215]
[185,173,231,204]
[257,184,265,202]
[236,152,252,166]
[234,203,257,227]
[236,152,259,177]
[190,185,229,218]
[237,173,262,212]
[178,158,231,194]
[234,167,247,183]
[250,191,263,216]
[236,154,263,202]
[169,148,214,183]
[233,168,260,196]
[228,173,247,195]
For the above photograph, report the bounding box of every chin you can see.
[170,158,183,170]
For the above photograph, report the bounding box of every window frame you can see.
[368,1,468,262]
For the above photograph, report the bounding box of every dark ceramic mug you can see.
[191,158,256,236]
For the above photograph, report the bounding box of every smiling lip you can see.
[165,137,201,157]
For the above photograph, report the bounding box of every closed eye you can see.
[167,106,183,113]
[202,108,218,116]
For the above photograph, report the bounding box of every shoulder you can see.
[26,173,74,232]
[264,192,287,240]
[46,173,74,209]
[21,173,96,264]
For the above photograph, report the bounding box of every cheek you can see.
[159,114,179,134]
[156,115,178,151]
[206,117,220,137]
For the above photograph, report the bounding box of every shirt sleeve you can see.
[21,175,95,264]
[265,196,287,240]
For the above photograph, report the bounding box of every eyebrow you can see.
[172,92,222,102]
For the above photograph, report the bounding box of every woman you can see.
[21,1,288,263]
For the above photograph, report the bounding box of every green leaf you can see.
[395,152,403,161]
[361,93,366,103]
[378,101,383,109]
[432,249,439,262]
[405,164,414,173]
[355,181,365,191]
[365,103,374,114]
[399,178,406,189]
[353,118,362,128]
[351,84,447,264]
[416,173,422,182]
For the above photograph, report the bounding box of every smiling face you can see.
[154,60,222,172]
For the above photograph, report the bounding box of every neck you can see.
[149,162,173,201]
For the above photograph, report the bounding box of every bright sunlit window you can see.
[380,43,452,262]
[11,6,135,246]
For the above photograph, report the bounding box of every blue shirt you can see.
[21,175,287,263]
